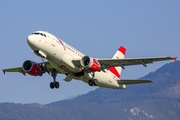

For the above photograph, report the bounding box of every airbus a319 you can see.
[2,31,177,89]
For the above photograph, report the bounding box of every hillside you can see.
[0,61,180,120]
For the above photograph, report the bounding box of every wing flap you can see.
[117,79,152,85]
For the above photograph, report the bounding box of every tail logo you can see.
[108,46,126,79]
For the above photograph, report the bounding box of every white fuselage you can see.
[27,31,124,89]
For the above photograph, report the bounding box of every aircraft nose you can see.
[27,35,34,44]
[27,35,37,49]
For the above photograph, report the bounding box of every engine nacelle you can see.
[22,60,42,76]
[80,56,101,72]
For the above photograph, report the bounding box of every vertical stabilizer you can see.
[108,46,126,78]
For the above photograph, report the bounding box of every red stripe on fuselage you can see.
[57,38,66,51]
[108,67,120,78]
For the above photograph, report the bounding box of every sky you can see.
[0,0,179,104]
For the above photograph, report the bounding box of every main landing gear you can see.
[88,72,98,86]
[88,79,98,86]
[50,69,60,89]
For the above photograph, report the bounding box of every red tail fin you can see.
[108,46,126,78]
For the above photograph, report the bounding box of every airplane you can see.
[2,31,177,89]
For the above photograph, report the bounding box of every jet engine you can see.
[22,60,43,76]
[80,56,101,72]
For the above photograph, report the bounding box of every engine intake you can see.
[22,60,42,76]
[80,56,101,72]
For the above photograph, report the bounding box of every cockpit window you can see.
[32,32,46,37]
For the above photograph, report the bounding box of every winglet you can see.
[2,70,6,75]
[174,57,177,62]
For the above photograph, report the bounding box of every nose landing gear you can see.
[38,54,60,89]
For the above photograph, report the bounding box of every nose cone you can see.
[27,35,37,50]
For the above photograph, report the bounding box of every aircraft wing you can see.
[72,56,176,70]
[2,67,26,75]
[97,56,176,69]
[2,61,53,75]
[117,79,152,85]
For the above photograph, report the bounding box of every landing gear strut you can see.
[50,69,60,89]
[37,53,59,89]
[88,72,98,86]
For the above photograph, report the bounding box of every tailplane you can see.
[108,46,126,78]
[117,79,152,85]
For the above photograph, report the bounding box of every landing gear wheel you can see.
[88,79,94,86]
[88,72,98,86]
[50,69,60,89]
[55,82,60,89]
[50,82,55,89]
[93,79,98,86]
[50,82,60,89]
[88,79,98,86]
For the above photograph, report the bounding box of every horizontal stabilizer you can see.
[117,79,152,85]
